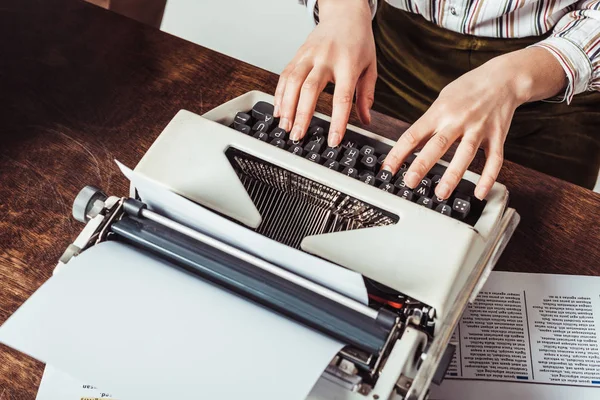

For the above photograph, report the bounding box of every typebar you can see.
[109,214,395,356]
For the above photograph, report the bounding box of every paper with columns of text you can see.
[0,241,344,400]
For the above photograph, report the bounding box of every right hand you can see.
[273,0,377,147]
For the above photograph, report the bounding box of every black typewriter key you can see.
[359,171,375,185]
[344,147,360,158]
[431,174,443,189]
[342,167,358,178]
[417,196,433,209]
[251,101,275,121]
[340,155,357,168]
[341,139,358,151]
[307,125,325,137]
[288,144,303,156]
[322,147,340,160]
[398,188,414,201]
[287,137,307,147]
[270,138,286,148]
[252,120,269,133]
[323,159,339,171]
[360,154,377,172]
[377,153,387,168]
[360,145,375,156]
[393,168,408,189]
[270,127,288,140]
[428,163,447,177]
[432,196,447,208]
[452,198,471,219]
[456,179,476,198]
[379,182,395,193]
[234,112,251,129]
[235,124,251,135]
[253,131,269,141]
[304,137,325,153]
[376,169,393,185]
[306,151,321,163]
[414,178,432,197]
[436,203,452,216]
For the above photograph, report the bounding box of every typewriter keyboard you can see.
[228,101,485,226]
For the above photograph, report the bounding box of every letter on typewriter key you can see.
[304,136,325,153]
[270,138,286,148]
[376,170,393,185]
[452,198,471,219]
[251,101,275,121]
[341,140,357,150]
[270,127,287,140]
[235,124,251,135]
[436,203,452,216]
[359,171,375,185]
[253,120,269,133]
[379,182,395,193]
[431,174,443,189]
[344,147,360,158]
[234,112,251,129]
[417,196,433,209]
[340,155,357,168]
[432,196,447,208]
[306,152,321,163]
[398,188,414,201]
[360,155,377,172]
[323,159,339,171]
[322,147,340,160]
[360,145,375,156]
[342,167,358,178]
[414,178,432,197]
[253,131,269,141]
[288,144,303,156]
[394,168,408,189]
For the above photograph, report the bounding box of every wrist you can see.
[318,0,372,21]
[492,48,567,104]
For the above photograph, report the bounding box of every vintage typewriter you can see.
[62,90,520,400]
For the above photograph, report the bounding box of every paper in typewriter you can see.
[0,241,344,400]
[116,161,368,305]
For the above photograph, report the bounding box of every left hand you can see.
[381,47,567,200]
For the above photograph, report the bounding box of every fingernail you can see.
[436,182,451,199]
[382,164,392,172]
[279,117,291,132]
[475,186,487,200]
[290,125,303,141]
[405,171,419,188]
[328,132,340,147]
[366,110,372,125]
[273,104,280,117]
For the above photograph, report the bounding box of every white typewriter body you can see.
[37,90,520,400]
[122,90,520,400]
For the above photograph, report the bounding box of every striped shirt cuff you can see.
[530,36,593,104]
[304,0,378,26]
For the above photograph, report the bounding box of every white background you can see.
[161,0,600,191]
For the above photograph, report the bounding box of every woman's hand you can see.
[382,47,567,200]
[274,0,376,147]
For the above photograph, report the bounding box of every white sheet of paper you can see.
[116,160,368,305]
[0,241,343,400]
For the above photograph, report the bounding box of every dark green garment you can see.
[372,3,600,189]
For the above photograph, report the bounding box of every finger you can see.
[279,62,313,132]
[328,74,358,147]
[435,136,482,199]
[404,131,454,188]
[355,63,377,125]
[382,116,434,175]
[475,142,504,200]
[290,68,330,141]
[274,64,294,118]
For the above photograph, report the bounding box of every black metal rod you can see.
[110,216,390,355]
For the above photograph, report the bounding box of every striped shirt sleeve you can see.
[298,0,378,26]
[531,0,600,103]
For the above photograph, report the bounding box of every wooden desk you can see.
[0,0,598,398]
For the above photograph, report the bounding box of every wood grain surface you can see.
[0,0,598,398]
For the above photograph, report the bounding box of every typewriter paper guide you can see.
[0,241,344,400]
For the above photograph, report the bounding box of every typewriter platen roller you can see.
[63,90,520,400]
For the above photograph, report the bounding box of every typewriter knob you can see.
[73,185,107,223]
